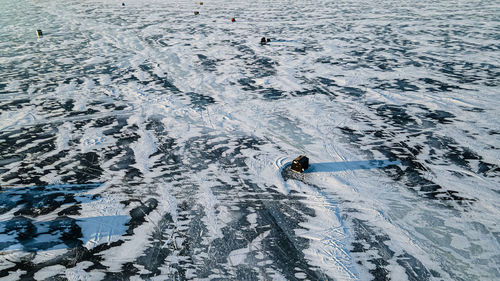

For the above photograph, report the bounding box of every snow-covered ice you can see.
[1,0,499,280]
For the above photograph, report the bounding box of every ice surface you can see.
[78,215,129,250]
[1,0,499,280]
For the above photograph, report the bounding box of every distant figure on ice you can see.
[122,2,125,6]
[260,37,271,45]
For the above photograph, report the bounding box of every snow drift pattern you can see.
[0,0,499,280]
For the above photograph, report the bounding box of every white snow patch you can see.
[80,127,115,153]
[131,127,157,175]
[291,179,358,280]
[34,265,66,280]
[198,182,224,242]
[84,56,105,65]
[0,106,41,131]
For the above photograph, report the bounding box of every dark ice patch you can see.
[424,110,455,124]
[0,98,31,111]
[125,198,158,235]
[0,183,101,217]
[196,54,220,72]
[340,86,365,97]
[375,104,417,127]
[374,79,420,92]
[419,77,462,92]
[186,91,215,110]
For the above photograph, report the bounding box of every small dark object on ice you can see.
[122,2,125,6]
[194,11,200,15]
[36,29,43,38]
[231,18,236,22]
[291,155,309,173]
[261,37,272,45]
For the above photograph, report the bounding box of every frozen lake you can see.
[1,0,499,280]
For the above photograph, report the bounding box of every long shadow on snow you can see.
[303,159,400,174]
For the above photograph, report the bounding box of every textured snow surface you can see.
[1,0,499,280]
